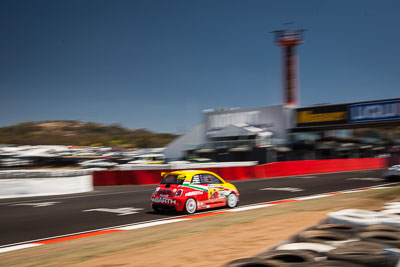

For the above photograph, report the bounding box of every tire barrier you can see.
[384,202,400,210]
[381,209,400,216]
[295,230,355,244]
[256,250,316,264]
[382,202,400,218]
[359,231,400,248]
[275,242,336,253]
[94,158,386,186]
[312,223,359,234]
[223,258,282,267]
[223,203,400,267]
[326,209,400,227]
[326,247,399,267]
[362,224,400,233]
[340,241,391,249]
[285,260,365,266]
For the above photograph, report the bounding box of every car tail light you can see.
[175,189,183,196]
[152,187,159,196]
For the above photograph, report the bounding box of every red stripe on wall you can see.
[93,158,386,186]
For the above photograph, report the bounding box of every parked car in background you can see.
[128,154,165,164]
[0,157,32,167]
[186,157,213,163]
[151,170,239,214]
[78,159,118,169]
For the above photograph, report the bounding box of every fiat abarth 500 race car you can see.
[151,170,239,214]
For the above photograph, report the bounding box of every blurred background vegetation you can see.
[0,121,179,148]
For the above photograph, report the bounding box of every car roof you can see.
[167,170,219,176]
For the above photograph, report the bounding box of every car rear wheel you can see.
[183,198,197,214]
[227,193,238,208]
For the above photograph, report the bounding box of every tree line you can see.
[0,121,179,148]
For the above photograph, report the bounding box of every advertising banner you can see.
[204,106,287,140]
[349,100,400,123]
[295,104,348,127]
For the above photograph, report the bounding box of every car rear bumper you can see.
[151,196,184,211]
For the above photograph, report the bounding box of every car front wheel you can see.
[183,198,197,214]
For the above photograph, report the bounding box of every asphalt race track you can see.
[1,169,398,247]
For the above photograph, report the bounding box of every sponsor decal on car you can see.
[182,184,208,192]
[218,190,228,198]
[185,191,203,197]
[208,188,219,199]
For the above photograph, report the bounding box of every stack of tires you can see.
[224,202,400,267]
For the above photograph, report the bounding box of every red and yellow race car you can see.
[151,170,239,214]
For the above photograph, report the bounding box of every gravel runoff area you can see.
[1,186,400,267]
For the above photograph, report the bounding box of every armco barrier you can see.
[93,158,387,186]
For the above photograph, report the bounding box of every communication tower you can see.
[272,25,306,106]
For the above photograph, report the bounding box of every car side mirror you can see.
[161,172,166,177]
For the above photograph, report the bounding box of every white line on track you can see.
[295,195,331,201]
[228,203,277,212]
[11,202,60,207]
[117,218,189,230]
[0,243,42,254]
[83,207,143,216]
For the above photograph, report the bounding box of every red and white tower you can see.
[272,27,305,106]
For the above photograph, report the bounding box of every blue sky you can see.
[1,0,399,133]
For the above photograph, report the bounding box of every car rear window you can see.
[191,174,223,184]
[160,174,185,184]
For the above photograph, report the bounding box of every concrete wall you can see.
[0,170,95,199]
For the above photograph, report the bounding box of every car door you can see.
[199,173,226,205]
[189,174,209,209]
